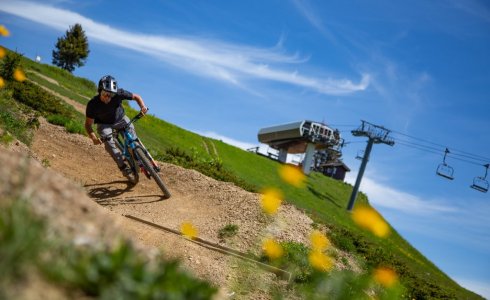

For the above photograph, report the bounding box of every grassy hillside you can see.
[0,49,484,299]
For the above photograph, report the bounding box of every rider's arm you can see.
[132,93,148,115]
[85,117,102,145]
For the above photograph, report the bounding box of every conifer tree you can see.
[52,24,89,72]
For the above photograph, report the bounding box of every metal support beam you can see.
[347,138,374,211]
[302,143,316,174]
[278,148,288,163]
[347,120,395,211]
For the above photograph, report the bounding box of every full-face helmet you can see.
[98,75,118,93]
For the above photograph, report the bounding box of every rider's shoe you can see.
[119,164,133,177]
[120,164,136,182]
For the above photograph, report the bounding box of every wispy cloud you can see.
[291,0,339,46]
[0,1,369,95]
[345,172,490,251]
[450,0,490,23]
[345,173,454,215]
[194,130,256,151]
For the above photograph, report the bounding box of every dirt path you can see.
[27,116,314,297]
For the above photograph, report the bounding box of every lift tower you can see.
[347,121,395,211]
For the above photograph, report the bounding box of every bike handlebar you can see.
[100,109,148,142]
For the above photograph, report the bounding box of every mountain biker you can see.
[85,75,148,179]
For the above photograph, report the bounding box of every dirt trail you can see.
[24,115,314,297]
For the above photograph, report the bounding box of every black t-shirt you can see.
[86,89,133,124]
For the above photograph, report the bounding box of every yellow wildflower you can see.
[0,47,5,58]
[308,250,333,272]
[310,230,330,252]
[262,238,283,260]
[260,187,283,215]
[13,69,26,82]
[180,222,198,239]
[352,205,390,237]
[374,267,398,287]
[279,164,306,188]
[0,77,4,88]
[0,25,10,37]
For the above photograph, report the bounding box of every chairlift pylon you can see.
[436,148,454,180]
[470,164,489,193]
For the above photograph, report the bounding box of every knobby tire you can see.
[135,147,171,199]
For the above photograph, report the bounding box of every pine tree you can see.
[52,24,89,73]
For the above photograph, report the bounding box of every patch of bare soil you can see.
[1,117,323,298]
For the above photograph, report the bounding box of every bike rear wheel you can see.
[135,147,171,199]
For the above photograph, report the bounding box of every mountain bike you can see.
[104,111,171,199]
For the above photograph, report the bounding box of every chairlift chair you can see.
[355,150,364,160]
[436,148,454,180]
[470,164,489,193]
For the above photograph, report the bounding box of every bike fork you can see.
[136,139,161,172]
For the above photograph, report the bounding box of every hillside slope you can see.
[0,50,484,299]
[2,116,322,298]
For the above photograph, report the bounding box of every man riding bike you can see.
[85,75,148,179]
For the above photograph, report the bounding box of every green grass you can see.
[218,224,239,240]
[2,47,483,299]
[26,71,91,106]
[21,56,96,100]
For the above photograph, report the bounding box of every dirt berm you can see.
[0,117,319,297]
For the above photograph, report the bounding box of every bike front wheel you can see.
[135,147,171,199]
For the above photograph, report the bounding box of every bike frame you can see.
[114,113,160,179]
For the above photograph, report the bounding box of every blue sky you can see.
[1,0,489,297]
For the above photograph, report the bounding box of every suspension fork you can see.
[135,138,161,172]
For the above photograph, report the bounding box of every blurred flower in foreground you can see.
[13,68,26,82]
[0,78,4,89]
[374,267,398,287]
[180,222,198,239]
[0,47,5,58]
[310,230,330,252]
[262,238,283,260]
[279,164,306,188]
[260,187,283,215]
[308,250,333,272]
[352,205,390,237]
[0,25,10,37]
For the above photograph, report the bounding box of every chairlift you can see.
[355,150,364,160]
[436,148,454,180]
[470,164,489,193]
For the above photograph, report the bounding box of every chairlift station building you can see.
[258,120,342,174]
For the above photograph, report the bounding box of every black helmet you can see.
[98,75,118,93]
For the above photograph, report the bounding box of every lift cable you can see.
[334,123,488,166]
[390,130,490,163]
[395,140,486,167]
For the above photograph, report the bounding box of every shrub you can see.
[218,224,239,239]
[46,114,70,126]
[45,242,217,299]
[46,114,84,134]
[0,199,45,298]
[0,89,36,145]
[10,81,73,117]
[0,131,14,145]
[0,51,22,81]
